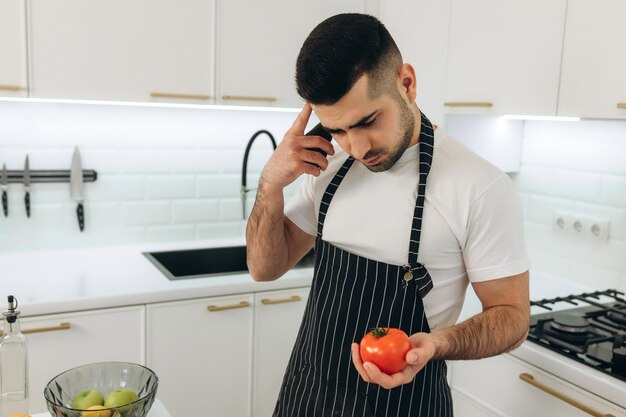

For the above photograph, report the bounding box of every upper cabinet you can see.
[0,0,28,97]
[444,0,567,116]
[215,0,368,108]
[379,0,451,125]
[28,0,215,103]
[558,0,626,120]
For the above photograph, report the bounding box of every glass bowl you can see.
[44,362,158,417]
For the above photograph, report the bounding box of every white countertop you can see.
[2,241,623,409]
[0,238,314,317]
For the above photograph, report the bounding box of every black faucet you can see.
[241,130,277,219]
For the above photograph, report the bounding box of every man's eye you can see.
[363,118,377,127]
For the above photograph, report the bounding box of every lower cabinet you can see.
[252,287,310,417]
[21,306,145,413]
[450,354,625,417]
[146,287,310,417]
[146,294,254,417]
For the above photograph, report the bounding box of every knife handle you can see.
[2,190,7,217]
[77,203,84,232]
[25,191,30,218]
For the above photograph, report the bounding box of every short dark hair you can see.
[295,13,403,105]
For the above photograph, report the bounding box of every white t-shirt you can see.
[284,127,529,329]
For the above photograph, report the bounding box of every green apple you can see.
[72,389,105,410]
[82,404,112,417]
[104,388,139,409]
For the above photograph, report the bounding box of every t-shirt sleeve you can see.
[461,174,530,282]
[284,175,318,237]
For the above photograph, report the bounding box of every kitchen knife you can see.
[1,164,8,217]
[70,147,84,231]
[24,156,30,217]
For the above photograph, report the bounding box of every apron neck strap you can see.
[317,156,355,238]
[315,111,436,255]
[407,112,435,267]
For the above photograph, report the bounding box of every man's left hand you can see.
[351,332,436,390]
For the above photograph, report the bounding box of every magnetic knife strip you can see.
[4,170,98,183]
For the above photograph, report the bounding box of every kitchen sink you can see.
[143,246,315,281]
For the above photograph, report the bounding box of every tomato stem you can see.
[369,327,389,338]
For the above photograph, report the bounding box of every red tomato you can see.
[359,327,411,375]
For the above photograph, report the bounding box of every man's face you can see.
[312,74,416,172]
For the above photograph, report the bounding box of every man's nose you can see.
[348,133,372,161]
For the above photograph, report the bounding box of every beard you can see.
[362,97,416,173]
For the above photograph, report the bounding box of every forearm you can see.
[246,176,289,281]
[430,305,529,361]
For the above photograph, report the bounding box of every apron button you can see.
[404,271,413,282]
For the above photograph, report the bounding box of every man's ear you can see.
[397,63,417,103]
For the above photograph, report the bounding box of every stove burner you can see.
[607,309,626,327]
[529,289,626,383]
[551,314,590,334]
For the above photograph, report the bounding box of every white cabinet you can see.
[215,0,367,108]
[147,294,254,417]
[28,0,215,103]
[444,0,566,116]
[146,286,312,417]
[451,354,625,417]
[379,0,451,126]
[558,0,626,119]
[0,0,28,97]
[252,287,310,417]
[19,306,145,414]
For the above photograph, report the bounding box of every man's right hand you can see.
[261,103,335,192]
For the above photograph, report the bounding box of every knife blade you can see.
[70,147,84,231]
[1,164,8,217]
[24,156,30,218]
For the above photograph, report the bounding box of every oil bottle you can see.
[0,296,29,417]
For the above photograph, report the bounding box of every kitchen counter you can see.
[0,237,314,317]
[3,241,623,409]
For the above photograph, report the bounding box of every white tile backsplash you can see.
[512,118,626,292]
[602,175,626,207]
[196,175,240,198]
[171,200,219,224]
[121,201,171,226]
[0,100,303,250]
[1,99,624,293]
[145,175,195,199]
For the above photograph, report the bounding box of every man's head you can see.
[296,13,419,172]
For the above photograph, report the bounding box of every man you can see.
[246,13,529,417]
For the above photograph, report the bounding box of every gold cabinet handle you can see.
[150,92,211,100]
[261,295,302,305]
[617,103,626,109]
[0,84,23,91]
[519,373,615,417]
[0,322,71,337]
[207,301,251,312]
[444,101,493,108]
[222,95,277,102]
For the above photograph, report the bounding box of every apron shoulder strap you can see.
[317,156,355,238]
[406,113,436,297]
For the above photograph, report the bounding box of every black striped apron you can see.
[273,113,453,417]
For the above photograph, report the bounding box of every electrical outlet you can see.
[552,210,610,241]
[571,217,586,235]
[553,210,573,235]
[584,216,610,241]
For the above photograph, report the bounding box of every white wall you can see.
[0,100,306,251]
[1,100,625,292]
[512,119,626,292]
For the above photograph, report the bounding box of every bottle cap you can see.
[2,295,19,324]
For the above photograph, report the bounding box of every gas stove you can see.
[529,289,626,383]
